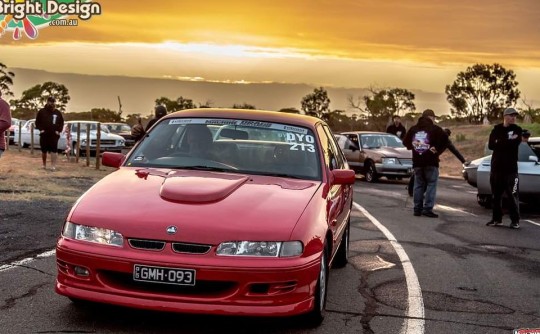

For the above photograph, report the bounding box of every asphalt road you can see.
[1,177,539,333]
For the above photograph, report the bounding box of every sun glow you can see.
[157,41,313,60]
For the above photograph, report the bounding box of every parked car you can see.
[66,121,125,155]
[13,119,68,151]
[335,131,413,182]
[55,108,355,325]
[463,138,540,207]
[104,122,135,147]
[8,118,25,145]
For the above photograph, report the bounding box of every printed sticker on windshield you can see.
[286,133,316,152]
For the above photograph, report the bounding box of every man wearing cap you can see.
[35,97,64,171]
[486,107,522,229]
[403,109,449,218]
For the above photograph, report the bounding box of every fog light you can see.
[74,266,90,277]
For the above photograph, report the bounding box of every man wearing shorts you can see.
[35,97,64,170]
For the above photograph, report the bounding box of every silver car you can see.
[463,137,540,207]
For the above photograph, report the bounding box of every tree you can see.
[232,103,256,109]
[349,87,415,131]
[176,96,196,110]
[155,96,196,112]
[12,81,70,114]
[301,87,330,119]
[278,107,300,114]
[445,63,520,123]
[0,62,15,97]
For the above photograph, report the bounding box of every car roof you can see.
[66,120,102,124]
[163,108,323,128]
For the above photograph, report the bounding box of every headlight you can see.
[216,241,303,257]
[81,139,87,145]
[119,140,125,146]
[62,222,124,247]
[382,158,398,164]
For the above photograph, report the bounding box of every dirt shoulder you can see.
[0,149,114,265]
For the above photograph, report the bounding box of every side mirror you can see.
[529,155,539,163]
[331,169,356,185]
[102,152,125,168]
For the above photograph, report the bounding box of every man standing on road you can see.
[386,115,407,140]
[35,97,64,171]
[0,90,12,159]
[403,109,449,218]
[486,107,522,229]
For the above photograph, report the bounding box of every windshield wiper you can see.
[256,171,304,179]
[176,165,230,172]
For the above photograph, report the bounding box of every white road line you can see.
[0,249,55,273]
[435,204,477,216]
[525,220,540,227]
[353,202,425,334]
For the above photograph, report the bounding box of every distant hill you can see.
[9,68,451,117]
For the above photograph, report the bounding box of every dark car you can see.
[104,122,135,147]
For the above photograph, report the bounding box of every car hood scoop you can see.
[160,173,250,203]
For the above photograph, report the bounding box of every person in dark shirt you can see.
[403,109,449,217]
[407,128,467,196]
[386,115,407,140]
[131,116,145,142]
[486,107,522,229]
[145,105,167,132]
[35,97,64,171]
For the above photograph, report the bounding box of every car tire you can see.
[303,243,329,327]
[477,194,492,208]
[364,161,378,183]
[333,220,349,268]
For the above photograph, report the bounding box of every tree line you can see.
[1,61,539,132]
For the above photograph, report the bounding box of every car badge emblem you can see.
[166,226,178,235]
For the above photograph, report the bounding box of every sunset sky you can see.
[1,0,539,110]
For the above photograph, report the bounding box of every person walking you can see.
[486,107,522,229]
[35,97,64,170]
[386,115,407,140]
[0,90,11,159]
[403,109,449,217]
[145,105,167,132]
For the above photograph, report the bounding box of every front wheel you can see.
[303,244,329,327]
[364,162,378,183]
[477,194,492,208]
[333,221,349,268]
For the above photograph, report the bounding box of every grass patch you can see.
[0,148,114,202]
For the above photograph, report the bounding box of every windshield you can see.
[360,134,404,148]
[125,118,321,180]
[70,123,110,133]
[107,124,131,133]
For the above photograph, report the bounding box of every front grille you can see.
[172,242,212,254]
[129,239,165,251]
[91,139,116,146]
[101,271,236,297]
[399,158,413,166]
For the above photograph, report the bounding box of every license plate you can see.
[133,264,196,286]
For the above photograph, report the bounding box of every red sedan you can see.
[55,108,355,325]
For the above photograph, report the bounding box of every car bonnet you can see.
[68,168,322,244]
